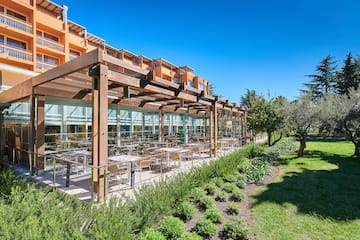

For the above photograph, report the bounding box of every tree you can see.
[240,89,258,108]
[247,97,285,146]
[302,55,337,99]
[319,90,360,156]
[209,83,216,96]
[336,53,360,96]
[284,95,319,157]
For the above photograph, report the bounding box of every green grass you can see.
[251,140,360,240]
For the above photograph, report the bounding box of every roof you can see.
[36,0,63,15]
[68,20,86,37]
[87,33,105,46]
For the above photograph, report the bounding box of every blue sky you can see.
[57,0,360,103]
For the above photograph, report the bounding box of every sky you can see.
[56,0,360,103]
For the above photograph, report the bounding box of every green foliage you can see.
[139,228,166,240]
[204,208,223,224]
[223,173,238,183]
[215,190,228,202]
[231,189,245,202]
[180,232,202,240]
[235,174,247,189]
[210,177,224,187]
[242,143,266,159]
[159,216,185,240]
[192,218,217,239]
[223,183,238,193]
[223,217,248,240]
[190,187,207,202]
[241,157,267,183]
[226,203,240,215]
[198,196,216,210]
[174,202,196,222]
[204,183,217,195]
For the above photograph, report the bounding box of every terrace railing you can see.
[36,61,57,71]
[36,37,65,52]
[0,44,32,62]
[0,13,33,33]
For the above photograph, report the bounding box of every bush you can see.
[235,174,247,189]
[192,218,217,239]
[139,228,166,240]
[190,187,207,202]
[226,203,239,215]
[174,202,196,222]
[231,189,245,202]
[223,173,237,183]
[223,183,238,193]
[223,217,248,240]
[180,232,202,240]
[204,183,217,195]
[242,143,266,159]
[242,157,267,183]
[159,216,185,239]
[204,208,223,224]
[198,196,216,210]
[215,190,228,202]
[210,177,224,187]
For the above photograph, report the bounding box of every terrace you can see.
[0,49,247,203]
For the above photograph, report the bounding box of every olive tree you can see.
[283,95,319,157]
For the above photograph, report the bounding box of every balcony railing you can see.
[0,44,32,62]
[36,61,57,71]
[36,37,65,52]
[0,13,32,33]
[69,54,80,61]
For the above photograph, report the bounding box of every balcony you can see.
[36,61,57,71]
[36,37,65,52]
[0,13,32,33]
[0,43,32,62]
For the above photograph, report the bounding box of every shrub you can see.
[180,232,202,240]
[210,177,224,187]
[223,217,248,240]
[174,202,196,222]
[223,173,237,183]
[192,218,217,239]
[242,157,267,183]
[231,189,245,202]
[139,228,166,240]
[198,196,216,210]
[159,216,185,239]
[242,143,266,158]
[235,174,247,189]
[215,190,228,202]
[204,208,223,224]
[226,203,240,215]
[223,183,238,193]
[204,183,217,195]
[190,187,207,202]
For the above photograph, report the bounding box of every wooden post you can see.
[91,64,108,203]
[160,110,165,142]
[35,95,45,170]
[213,103,217,157]
[0,110,3,162]
[29,94,35,175]
[209,110,213,157]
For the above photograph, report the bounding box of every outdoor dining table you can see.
[108,154,146,188]
[154,147,190,167]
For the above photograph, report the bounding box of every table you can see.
[62,150,91,173]
[155,147,190,167]
[109,154,146,188]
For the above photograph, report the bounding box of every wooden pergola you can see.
[0,49,247,202]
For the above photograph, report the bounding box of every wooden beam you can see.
[32,48,103,87]
[0,80,32,103]
[213,103,218,157]
[160,110,165,142]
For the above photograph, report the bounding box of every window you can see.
[0,35,4,44]
[6,9,26,22]
[173,78,181,84]
[0,6,4,13]
[187,80,194,88]
[199,83,205,91]
[37,53,59,65]
[7,37,26,50]
[70,49,80,57]
[37,30,59,42]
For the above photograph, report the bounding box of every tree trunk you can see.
[298,137,306,158]
[271,132,283,146]
[354,141,360,156]
[267,132,271,147]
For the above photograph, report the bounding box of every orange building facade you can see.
[0,0,210,93]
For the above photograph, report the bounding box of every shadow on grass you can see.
[253,149,360,220]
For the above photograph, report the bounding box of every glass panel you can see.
[43,32,59,42]
[36,54,42,61]
[6,37,26,50]
[43,55,59,65]
[0,35,4,44]
[70,49,80,56]
[188,80,194,88]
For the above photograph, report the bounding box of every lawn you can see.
[251,140,360,240]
